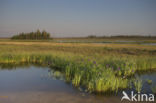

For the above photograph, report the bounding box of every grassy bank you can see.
[0,41,156,93]
[1,37,156,43]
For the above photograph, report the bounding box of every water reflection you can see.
[48,69,65,81]
[0,64,155,103]
[0,65,121,103]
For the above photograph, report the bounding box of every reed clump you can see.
[0,41,155,93]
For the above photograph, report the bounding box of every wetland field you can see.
[0,38,156,103]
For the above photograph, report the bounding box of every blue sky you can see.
[0,0,156,37]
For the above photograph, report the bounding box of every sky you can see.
[0,0,156,37]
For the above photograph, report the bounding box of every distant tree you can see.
[87,35,97,38]
[42,30,47,39]
[11,30,51,40]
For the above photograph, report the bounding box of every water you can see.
[142,43,156,46]
[137,72,156,93]
[0,66,121,103]
[0,66,155,103]
[57,40,156,46]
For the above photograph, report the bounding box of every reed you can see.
[0,41,155,93]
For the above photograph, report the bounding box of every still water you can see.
[0,66,155,103]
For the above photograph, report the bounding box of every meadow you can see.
[0,38,156,94]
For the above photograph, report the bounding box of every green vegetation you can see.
[151,86,156,94]
[0,41,156,93]
[11,30,51,40]
[133,78,142,92]
[146,79,152,85]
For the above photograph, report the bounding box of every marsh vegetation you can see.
[0,38,156,94]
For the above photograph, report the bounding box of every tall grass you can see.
[133,78,142,92]
[0,42,155,93]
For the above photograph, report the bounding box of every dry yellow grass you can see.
[0,41,155,50]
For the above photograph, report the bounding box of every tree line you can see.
[11,30,51,40]
[87,35,156,39]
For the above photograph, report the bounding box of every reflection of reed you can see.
[48,69,64,80]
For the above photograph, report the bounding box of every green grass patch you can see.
[0,41,156,93]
